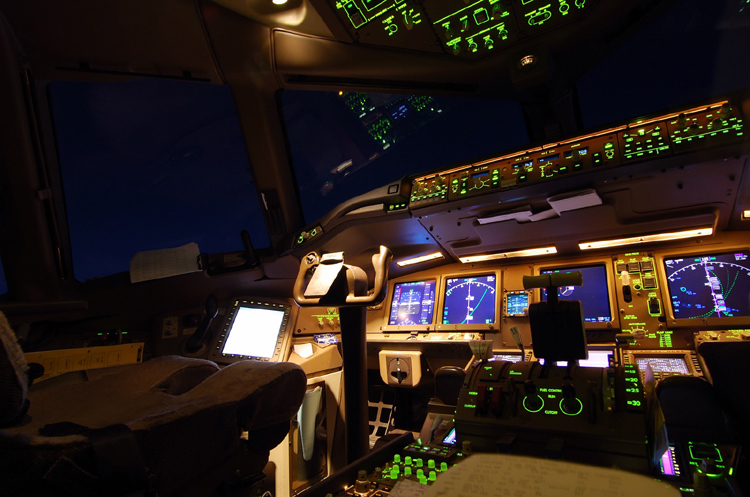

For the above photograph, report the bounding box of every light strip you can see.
[742,210,750,220]
[578,227,713,251]
[459,246,557,263]
[396,252,444,267]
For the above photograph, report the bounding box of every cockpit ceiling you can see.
[219,0,673,94]
[296,153,744,281]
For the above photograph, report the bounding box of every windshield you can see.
[281,91,529,224]
[282,1,750,226]
[49,78,269,282]
[577,1,750,128]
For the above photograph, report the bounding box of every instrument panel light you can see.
[396,251,445,267]
[578,227,713,250]
[459,246,557,263]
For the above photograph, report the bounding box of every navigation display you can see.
[664,251,750,319]
[388,280,437,325]
[540,265,611,323]
[442,274,496,325]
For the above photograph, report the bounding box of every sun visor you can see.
[478,189,602,225]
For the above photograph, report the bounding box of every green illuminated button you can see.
[416,468,424,478]
[404,467,412,476]
[429,471,437,481]
[394,454,401,463]
[473,8,489,24]
[405,456,412,465]
[428,459,436,469]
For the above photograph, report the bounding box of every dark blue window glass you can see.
[281,91,528,224]
[49,78,268,281]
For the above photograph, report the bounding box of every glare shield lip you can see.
[458,246,557,263]
[396,252,444,267]
[578,227,714,250]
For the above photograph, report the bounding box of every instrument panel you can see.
[327,0,595,59]
[369,235,750,355]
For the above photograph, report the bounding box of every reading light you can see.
[459,246,557,263]
[518,55,536,68]
[743,210,750,220]
[578,227,714,250]
[273,0,288,4]
[396,252,444,267]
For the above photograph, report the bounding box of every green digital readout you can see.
[334,0,593,59]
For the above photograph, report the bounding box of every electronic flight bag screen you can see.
[664,251,750,319]
[388,280,437,325]
[221,305,286,359]
[540,265,611,323]
[442,274,496,325]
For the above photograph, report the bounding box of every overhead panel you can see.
[330,0,595,59]
[409,97,746,209]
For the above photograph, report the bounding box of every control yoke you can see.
[292,245,392,464]
[293,245,392,307]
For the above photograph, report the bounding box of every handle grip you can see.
[293,245,392,306]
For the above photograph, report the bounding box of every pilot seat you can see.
[0,311,307,497]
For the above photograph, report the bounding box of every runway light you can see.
[396,252,444,267]
[459,246,557,263]
[578,227,713,250]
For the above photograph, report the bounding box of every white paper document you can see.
[129,242,201,283]
[423,454,680,497]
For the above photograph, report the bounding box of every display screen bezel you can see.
[535,261,617,331]
[435,271,500,332]
[209,299,292,364]
[387,279,438,327]
[660,248,750,327]
[382,278,440,332]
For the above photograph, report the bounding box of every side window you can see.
[49,79,268,282]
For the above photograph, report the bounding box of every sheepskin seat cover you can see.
[0,314,306,497]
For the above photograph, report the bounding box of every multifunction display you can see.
[388,280,437,325]
[540,264,611,323]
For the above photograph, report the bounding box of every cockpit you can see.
[1,0,749,496]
